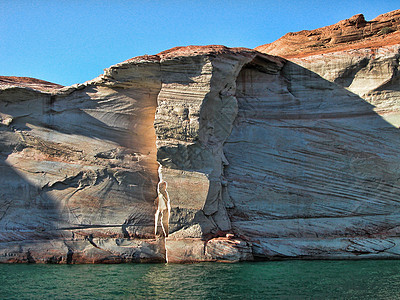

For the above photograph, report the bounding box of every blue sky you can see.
[1,0,399,86]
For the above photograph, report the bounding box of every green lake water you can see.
[1,260,400,299]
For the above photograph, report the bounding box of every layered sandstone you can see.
[227,45,400,259]
[0,46,265,263]
[0,76,63,92]
[248,10,400,258]
[1,10,400,263]
[0,59,164,263]
[256,9,400,59]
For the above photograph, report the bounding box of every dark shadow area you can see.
[0,126,63,256]
[0,82,161,261]
[224,55,400,249]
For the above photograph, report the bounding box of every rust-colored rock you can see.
[0,76,63,92]
[256,9,400,58]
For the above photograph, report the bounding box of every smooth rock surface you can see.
[0,57,163,262]
[224,44,400,259]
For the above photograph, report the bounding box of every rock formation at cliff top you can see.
[0,76,63,92]
[256,9,400,58]
[1,10,400,263]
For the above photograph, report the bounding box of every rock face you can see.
[0,46,260,263]
[246,10,400,259]
[256,9,400,59]
[0,59,165,263]
[0,76,64,92]
[227,44,400,259]
[1,11,400,263]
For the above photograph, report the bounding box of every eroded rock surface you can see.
[256,9,400,58]
[226,45,400,259]
[1,10,400,263]
[0,58,164,263]
[0,46,264,263]
[0,76,64,92]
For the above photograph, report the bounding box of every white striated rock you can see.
[0,56,163,262]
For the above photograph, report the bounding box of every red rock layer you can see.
[256,9,400,58]
[0,76,63,92]
[123,45,259,63]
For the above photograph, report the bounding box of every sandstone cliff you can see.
[256,9,400,58]
[1,10,400,263]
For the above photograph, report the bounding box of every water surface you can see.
[1,260,400,299]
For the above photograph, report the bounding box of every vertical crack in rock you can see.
[154,163,171,262]
[154,164,171,237]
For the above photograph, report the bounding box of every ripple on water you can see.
[1,260,400,299]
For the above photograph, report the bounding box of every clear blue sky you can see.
[1,0,399,86]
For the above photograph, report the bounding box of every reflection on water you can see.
[1,260,400,299]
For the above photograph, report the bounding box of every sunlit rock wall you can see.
[0,57,164,263]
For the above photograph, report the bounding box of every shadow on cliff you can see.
[0,129,63,245]
[0,85,159,257]
[224,56,400,243]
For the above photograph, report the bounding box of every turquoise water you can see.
[1,260,400,299]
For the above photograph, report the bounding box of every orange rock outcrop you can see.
[0,76,63,92]
[256,9,400,58]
